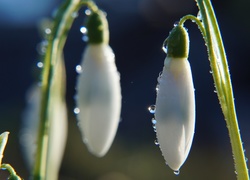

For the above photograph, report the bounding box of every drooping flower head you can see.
[75,10,122,157]
[153,25,195,172]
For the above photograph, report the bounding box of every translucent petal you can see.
[76,44,122,157]
[155,57,195,171]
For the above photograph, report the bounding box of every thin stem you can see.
[179,14,206,37]
[33,0,98,179]
[1,164,21,180]
[0,132,9,165]
[196,0,249,179]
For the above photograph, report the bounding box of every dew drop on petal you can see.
[154,139,159,146]
[74,107,80,114]
[37,62,44,68]
[174,170,180,175]
[155,84,160,92]
[162,45,168,54]
[75,65,83,74]
[148,105,156,114]
[151,118,157,125]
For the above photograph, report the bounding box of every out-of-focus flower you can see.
[153,25,195,172]
[20,56,67,179]
[75,10,122,157]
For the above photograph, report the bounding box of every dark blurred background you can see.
[0,0,249,179]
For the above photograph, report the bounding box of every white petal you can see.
[20,57,67,179]
[76,43,122,157]
[155,57,195,171]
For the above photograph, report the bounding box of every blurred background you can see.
[0,0,249,179]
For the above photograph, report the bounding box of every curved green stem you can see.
[196,0,249,179]
[1,164,22,180]
[179,14,206,37]
[33,0,98,179]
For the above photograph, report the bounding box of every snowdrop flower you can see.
[76,10,121,157]
[20,57,67,179]
[154,25,195,172]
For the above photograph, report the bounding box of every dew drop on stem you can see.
[82,35,89,42]
[71,11,79,18]
[37,62,44,68]
[74,107,80,114]
[85,9,91,15]
[80,27,87,34]
[44,28,51,35]
[197,11,202,21]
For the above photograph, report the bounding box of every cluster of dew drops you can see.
[73,8,93,115]
[34,7,94,116]
[148,73,181,175]
[148,104,180,176]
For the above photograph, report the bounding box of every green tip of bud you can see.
[86,10,109,44]
[163,25,189,58]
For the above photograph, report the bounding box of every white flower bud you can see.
[76,43,122,157]
[155,57,195,171]
[20,56,67,179]
[153,25,195,172]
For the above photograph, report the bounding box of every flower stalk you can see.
[194,0,248,179]
[33,0,98,179]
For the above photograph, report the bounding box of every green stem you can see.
[179,14,206,37]
[0,132,9,165]
[33,0,98,179]
[196,0,249,179]
[1,164,22,180]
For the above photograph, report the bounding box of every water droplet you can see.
[82,35,89,42]
[85,9,91,15]
[148,105,156,114]
[152,125,156,129]
[37,62,44,68]
[154,140,159,146]
[174,170,180,175]
[75,65,83,74]
[162,37,168,54]
[45,28,51,35]
[37,40,48,55]
[245,157,248,162]
[151,118,157,125]
[197,11,202,21]
[174,21,179,27]
[80,26,87,34]
[74,107,80,114]
[37,82,42,87]
[71,11,79,18]
[155,84,160,92]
